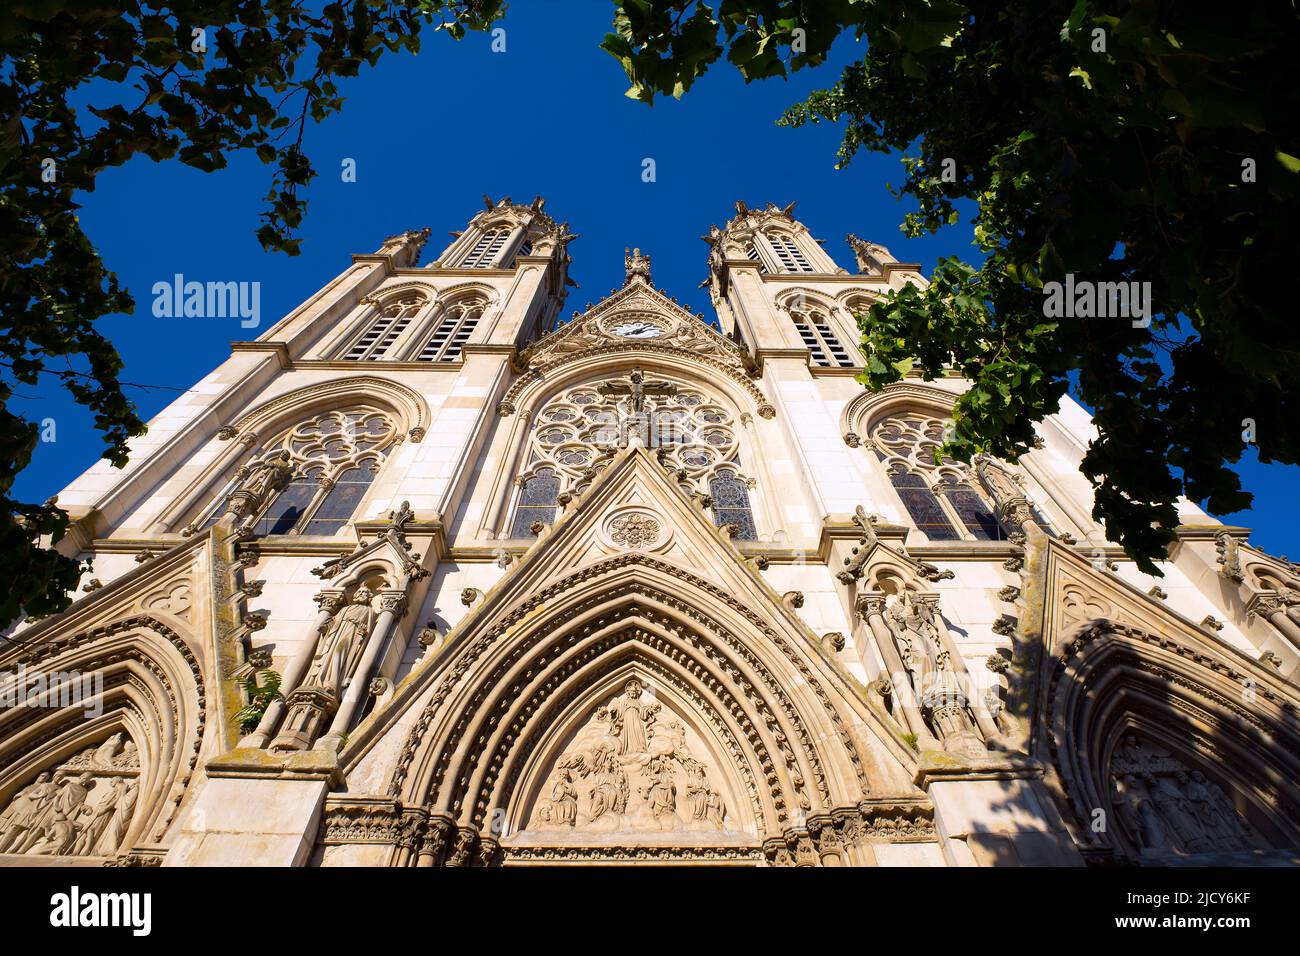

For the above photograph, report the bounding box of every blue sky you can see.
[14,0,1297,554]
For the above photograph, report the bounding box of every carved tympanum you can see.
[0,733,140,858]
[1108,734,1261,857]
[527,679,732,835]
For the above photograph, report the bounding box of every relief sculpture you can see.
[529,679,731,835]
[0,733,141,858]
[1108,734,1261,857]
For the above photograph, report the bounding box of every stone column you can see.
[857,595,941,749]
[239,590,343,749]
[923,596,1001,745]
[315,590,407,754]
[1247,595,1300,677]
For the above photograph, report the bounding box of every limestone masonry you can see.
[3,197,1297,867]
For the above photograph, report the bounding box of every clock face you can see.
[610,321,664,339]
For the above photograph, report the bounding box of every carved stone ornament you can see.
[1107,733,1262,857]
[599,507,670,553]
[522,679,740,841]
[0,734,142,858]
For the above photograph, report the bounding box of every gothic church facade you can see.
[3,198,1298,867]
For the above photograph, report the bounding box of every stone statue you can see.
[548,769,578,827]
[0,772,54,852]
[70,777,123,856]
[624,246,652,284]
[641,756,678,822]
[111,781,139,852]
[226,450,294,529]
[600,679,660,757]
[1108,734,1260,856]
[302,587,376,697]
[888,593,941,692]
[525,681,728,834]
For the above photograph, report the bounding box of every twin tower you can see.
[7,195,1297,868]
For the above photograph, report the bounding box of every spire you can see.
[375,227,431,267]
[846,233,896,276]
[624,247,652,285]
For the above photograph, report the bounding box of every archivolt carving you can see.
[1038,618,1300,860]
[840,381,959,446]
[500,347,773,419]
[387,556,873,829]
[0,615,208,858]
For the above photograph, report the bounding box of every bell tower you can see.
[427,195,578,347]
[703,201,926,368]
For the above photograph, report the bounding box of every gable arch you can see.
[368,280,437,306]
[378,555,888,864]
[1038,618,1300,861]
[499,347,773,420]
[229,375,429,443]
[0,614,209,861]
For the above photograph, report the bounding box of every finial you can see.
[624,246,652,285]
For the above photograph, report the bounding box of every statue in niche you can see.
[303,587,375,697]
[887,593,985,758]
[0,736,141,858]
[888,593,941,692]
[226,450,294,530]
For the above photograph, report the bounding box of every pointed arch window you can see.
[940,478,1005,541]
[870,413,1009,542]
[462,228,510,268]
[416,299,485,361]
[341,293,427,361]
[198,409,399,536]
[744,244,769,274]
[710,469,757,541]
[769,234,814,273]
[791,308,854,368]
[511,467,560,538]
[504,381,752,539]
[890,468,959,540]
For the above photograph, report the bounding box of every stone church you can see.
[3,197,1298,867]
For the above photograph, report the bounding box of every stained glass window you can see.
[197,408,399,537]
[869,413,1010,542]
[511,468,560,538]
[943,481,1005,541]
[303,465,378,535]
[710,470,757,541]
[890,469,959,540]
[255,475,319,536]
[508,380,753,537]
